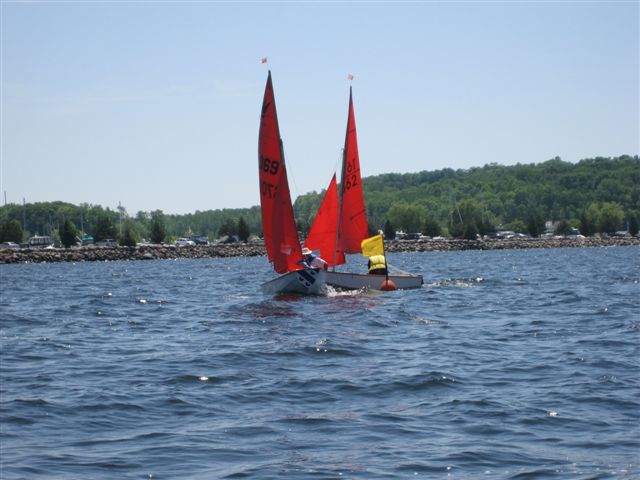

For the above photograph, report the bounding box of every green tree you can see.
[149,210,166,244]
[459,199,483,227]
[218,218,237,238]
[0,219,23,243]
[422,215,441,238]
[463,222,478,240]
[477,218,495,238]
[527,213,544,238]
[504,219,527,233]
[59,219,78,248]
[579,212,590,237]
[581,203,600,236]
[598,202,624,234]
[554,219,572,236]
[383,219,395,239]
[387,202,425,232]
[629,214,639,236]
[237,217,250,242]
[93,213,116,241]
[120,221,137,247]
[448,221,464,239]
[449,199,483,238]
[295,217,309,237]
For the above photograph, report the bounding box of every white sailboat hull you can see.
[261,268,327,295]
[325,271,423,290]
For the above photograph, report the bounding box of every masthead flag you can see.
[361,234,384,257]
[261,57,268,64]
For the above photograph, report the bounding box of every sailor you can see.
[300,247,329,270]
[367,254,388,275]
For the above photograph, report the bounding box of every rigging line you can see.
[322,153,340,192]
[388,264,413,276]
[280,143,307,216]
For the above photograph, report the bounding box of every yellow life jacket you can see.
[368,255,386,273]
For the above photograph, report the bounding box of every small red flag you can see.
[261,57,268,64]
[347,74,354,81]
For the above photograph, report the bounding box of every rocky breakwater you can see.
[0,243,267,264]
[1,237,638,264]
[385,236,640,253]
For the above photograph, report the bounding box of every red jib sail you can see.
[338,86,368,253]
[258,71,302,273]
[304,174,345,267]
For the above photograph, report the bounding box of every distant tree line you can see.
[0,201,261,247]
[297,155,639,239]
[1,156,638,246]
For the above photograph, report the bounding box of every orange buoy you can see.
[380,279,397,291]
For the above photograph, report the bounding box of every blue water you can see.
[1,247,638,479]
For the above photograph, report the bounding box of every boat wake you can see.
[428,277,485,288]
[324,285,371,297]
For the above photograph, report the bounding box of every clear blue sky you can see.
[1,1,638,215]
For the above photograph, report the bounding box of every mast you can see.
[332,87,352,270]
[332,150,346,270]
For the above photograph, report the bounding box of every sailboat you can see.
[304,86,423,290]
[258,71,326,295]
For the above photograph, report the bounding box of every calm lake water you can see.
[1,247,639,479]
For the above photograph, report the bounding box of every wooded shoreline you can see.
[1,237,638,264]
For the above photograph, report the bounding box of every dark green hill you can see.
[295,155,639,236]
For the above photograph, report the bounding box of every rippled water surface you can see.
[1,247,639,479]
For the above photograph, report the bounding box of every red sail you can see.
[338,87,368,253]
[304,174,345,267]
[258,71,302,273]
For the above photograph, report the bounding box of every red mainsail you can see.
[304,174,345,267]
[258,71,302,274]
[338,87,368,253]
[306,86,369,265]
